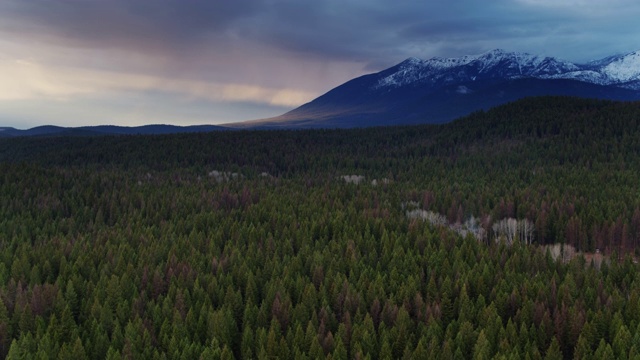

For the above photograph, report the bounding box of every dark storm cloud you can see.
[0,0,264,51]
[243,0,640,64]
[2,0,640,66]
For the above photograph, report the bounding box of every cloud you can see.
[0,1,263,51]
[2,0,639,66]
[0,57,315,107]
[0,58,92,101]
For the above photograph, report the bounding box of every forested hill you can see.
[1,96,640,359]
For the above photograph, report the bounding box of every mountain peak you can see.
[479,48,509,57]
[400,57,423,65]
[474,49,539,63]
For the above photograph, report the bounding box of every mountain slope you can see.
[236,49,640,128]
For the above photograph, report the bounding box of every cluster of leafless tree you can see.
[491,218,535,245]
[408,209,534,246]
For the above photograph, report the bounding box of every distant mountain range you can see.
[0,124,226,138]
[4,49,640,135]
[234,49,640,128]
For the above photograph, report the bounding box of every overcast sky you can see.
[1,0,639,128]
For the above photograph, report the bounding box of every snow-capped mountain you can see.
[236,49,640,128]
[375,49,640,90]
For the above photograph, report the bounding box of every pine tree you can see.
[378,333,393,360]
[412,337,429,360]
[240,327,254,360]
[6,340,22,360]
[612,324,631,359]
[220,345,234,360]
[572,334,592,360]
[592,339,615,360]
[544,338,562,360]
[309,335,324,359]
[473,330,492,360]
[70,336,88,360]
[0,298,12,359]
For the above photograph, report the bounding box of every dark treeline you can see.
[0,96,640,359]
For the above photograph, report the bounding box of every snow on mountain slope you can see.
[600,51,640,83]
[375,49,640,90]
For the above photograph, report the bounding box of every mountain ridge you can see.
[0,124,228,138]
[374,49,640,89]
[234,49,640,128]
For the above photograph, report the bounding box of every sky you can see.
[1,0,639,129]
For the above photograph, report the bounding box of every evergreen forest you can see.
[1,96,640,359]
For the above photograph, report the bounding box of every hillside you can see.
[1,97,640,358]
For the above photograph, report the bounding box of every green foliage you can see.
[0,97,639,358]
